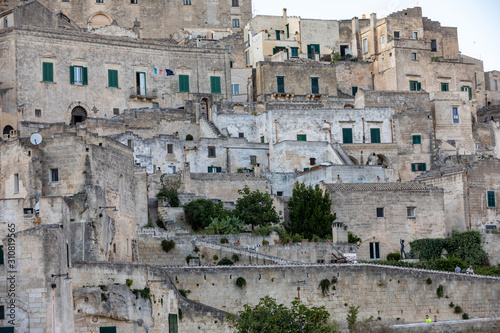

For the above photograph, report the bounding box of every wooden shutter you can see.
[211,76,221,94]
[43,62,53,82]
[217,167,222,173]
[369,243,374,259]
[169,314,178,333]
[275,30,280,40]
[488,191,496,207]
[82,67,88,85]
[422,163,427,171]
[417,82,421,91]
[70,66,75,84]
[352,86,358,96]
[370,128,381,143]
[412,135,421,145]
[277,76,284,93]
[311,78,319,94]
[342,128,353,144]
[179,75,189,92]
[411,164,416,172]
[208,166,213,173]
[99,327,117,333]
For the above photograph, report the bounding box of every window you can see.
[62,0,69,2]
[232,0,238,6]
[273,47,286,55]
[232,84,240,95]
[370,128,381,143]
[277,191,283,197]
[381,35,385,44]
[131,0,137,3]
[238,133,244,138]
[108,69,119,88]
[179,75,189,93]
[412,53,417,61]
[100,328,117,333]
[136,72,146,95]
[342,128,353,144]
[291,47,299,57]
[208,146,216,157]
[96,0,103,3]
[277,76,285,93]
[311,77,319,94]
[310,158,316,166]
[70,66,87,85]
[410,81,421,91]
[14,173,19,193]
[452,107,459,124]
[66,243,70,267]
[183,0,191,5]
[412,135,421,145]
[441,83,449,92]
[376,208,384,218]
[431,39,437,52]
[413,32,418,39]
[0,245,4,265]
[487,191,496,208]
[369,242,380,260]
[411,163,427,172]
[250,155,257,165]
[260,136,265,143]
[495,79,498,91]
[286,24,290,38]
[0,305,4,319]
[113,108,119,115]
[275,30,281,40]
[50,168,59,182]
[127,139,132,148]
[230,60,233,68]
[393,31,400,39]
[3,18,7,29]
[207,166,222,173]
[352,86,358,96]
[245,51,250,66]
[35,109,42,117]
[167,144,173,154]
[210,76,221,94]
[232,19,240,28]
[307,44,320,60]
[297,134,307,141]
[169,313,178,333]
[304,168,310,172]
[461,86,472,100]
[362,38,368,53]
[42,62,54,83]
[407,207,416,218]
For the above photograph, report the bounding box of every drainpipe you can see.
[390,119,394,143]
[362,118,366,143]
[184,147,187,163]
[226,148,230,173]
[267,153,270,172]
[466,171,472,230]
[274,119,278,143]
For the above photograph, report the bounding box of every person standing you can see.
[466,265,474,275]
[425,315,432,323]
[434,315,438,322]
[455,265,461,273]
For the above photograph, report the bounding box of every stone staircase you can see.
[332,142,354,165]
[200,116,223,138]
[158,207,190,234]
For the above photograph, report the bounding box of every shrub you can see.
[454,305,463,314]
[132,287,151,301]
[179,289,191,298]
[436,285,444,298]
[184,199,229,231]
[193,246,200,253]
[386,252,401,261]
[410,238,448,260]
[262,240,269,245]
[209,217,244,235]
[449,302,455,308]
[126,279,133,288]
[220,237,229,244]
[433,257,466,272]
[347,305,360,330]
[185,134,194,141]
[475,265,500,276]
[161,240,176,253]
[217,257,234,266]
[231,254,240,262]
[462,313,469,320]
[235,277,246,289]
[156,218,166,230]
[348,231,362,245]
[319,279,331,296]
[292,234,303,242]
[213,255,219,261]
[426,278,432,285]
[178,308,183,321]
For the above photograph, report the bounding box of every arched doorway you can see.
[3,125,14,138]
[89,13,112,29]
[71,106,87,124]
[348,155,359,165]
[200,98,210,120]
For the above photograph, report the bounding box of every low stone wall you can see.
[179,298,234,332]
[391,317,500,332]
[167,264,500,328]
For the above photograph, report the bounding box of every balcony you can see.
[129,87,158,101]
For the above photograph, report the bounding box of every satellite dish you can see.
[30,133,43,145]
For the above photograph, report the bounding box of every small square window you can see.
[407,207,416,218]
[277,191,283,197]
[376,207,384,218]
[152,102,159,109]
[411,163,427,172]
[167,144,173,154]
[412,135,421,145]
[113,108,119,115]
[310,158,316,166]
[208,146,216,158]
[96,0,103,3]
[232,0,239,6]
[238,133,244,138]
[50,168,59,182]
[131,0,138,3]
[35,109,42,117]
[250,155,257,165]
[413,32,418,39]
[184,0,191,5]
[441,83,450,92]
[412,53,417,61]
[393,31,400,39]
[297,134,307,141]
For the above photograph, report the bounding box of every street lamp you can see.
[51,273,71,289]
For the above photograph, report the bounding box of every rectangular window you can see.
[210,76,221,94]
[113,108,119,115]
[369,242,380,260]
[487,191,496,208]
[431,39,437,52]
[131,0,138,3]
[495,79,498,91]
[232,84,240,95]
[407,207,416,218]
[410,81,421,91]
[307,44,320,59]
[311,77,319,94]
[412,53,417,61]
[0,245,3,265]
[96,0,103,3]
[461,86,472,100]
[362,38,368,53]
[352,86,358,96]
[208,146,216,157]
[50,168,59,182]
[277,191,283,197]
[238,133,244,138]
[260,136,265,143]
[411,163,427,172]
[42,62,54,82]
[0,305,4,319]
[291,47,299,57]
[183,0,191,5]
[66,243,70,267]
[127,139,132,148]
[14,173,19,193]
[108,69,119,88]
[381,35,385,44]
[297,134,307,141]
[303,168,310,172]
[167,144,173,154]
[393,31,400,39]
[370,128,381,143]
[413,32,418,40]
[70,66,87,85]
[452,107,459,124]
[232,19,240,28]
[245,51,250,66]
[310,158,316,166]
[441,83,449,92]
[169,313,178,333]
[207,166,222,173]
[232,0,238,6]
[286,24,290,38]
[100,328,117,333]
[342,128,353,144]
[35,109,42,117]
[277,76,285,93]
[179,75,190,93]
[376,207,384,218]
[412,135,422,145]
[136,72,146,95]
[250,155,257,165]
[275,30,281,40]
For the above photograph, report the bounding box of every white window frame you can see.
[362,38,368,53]
[381,34,385,45]
[50,168,59,182]
[14,173,19,193]
[73,66,83,85]
[232,83,240,95]
[407,207,416,218]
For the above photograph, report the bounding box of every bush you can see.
[426,278,432,285]
[184,199,229,231]
[475,265,500,276]
[433,257,466,272]
[449,302,455,308]
[386,253,401,261]
[231,254,240,262]
[126,279,133,288]
[348,232,362,245]
[217,257,234,266]
[235,277,246,289]
[436,285,444,298]
[185,255,199,264]
[319,279,331,296]
[220,237,229,244]
[462,313,469,320]
[410,238,448,260]
[262,240,269,245]
[213,255,219,261]
[161,240,176,253]
[454,305,463,314]
[185,134,194,141]
[179,289,191,298]
[347,305,360,330]
[292,234,303,243]
[209,217,244,235]
[253,226,288,243]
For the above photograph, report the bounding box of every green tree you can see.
[233,186,280,230]
[183,199,229,231]
[287,182,336,239]
[232,296,339,333]
[156,174,181,207]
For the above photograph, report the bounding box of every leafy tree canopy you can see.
[287,182,336,239]
[234,186,280,230]
[183,199,230,231]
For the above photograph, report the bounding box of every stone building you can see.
[485,70,500,105]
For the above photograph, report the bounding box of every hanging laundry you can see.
[159,69,163,74]
[154,68,158,74]
[166,69,175,76]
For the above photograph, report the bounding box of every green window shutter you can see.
[82,67,88,85]
[307,44,314,59]
[297,134,306,141]
[412,135,421,145]
[291,47,298,57]
[311,77,319,94]
[417,82,421,91]
[208,166,213,173]
[352,86,358,96]
[217,167,222,173]
[370,128,381,143]
[342,128,353,144]
[411,164,416,172]
[211,76,221,94]
[273,47,277,55]
[314,44,320,54]
[43,62,53,82]
[0,328,15,333]
[286,24,290,38]
[70,65,75,84]
[277,76,285,93]
[441,83,449,91]
[488,191,496,207]
[462,86,472,100]
[179,75,190,93]
[260,136,264,143]
[422,163,427,171]
[275,30,280,40]
[0,245,4,265]
[169,314,178,333]
[99,327,117,333]
[108,69,118,88]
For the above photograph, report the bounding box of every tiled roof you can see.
[325,182,431,192]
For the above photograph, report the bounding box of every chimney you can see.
[370,13,377,29]
[361,14,366,19]
[283,8,287,20]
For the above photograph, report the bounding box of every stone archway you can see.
[89,13,112,29]
[71,106,87,124]
[348,155,359,165]
[200,98,211,120]
[3,125,14,137]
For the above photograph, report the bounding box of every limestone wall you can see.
[482,233,500,266]
[167,264,500,327]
